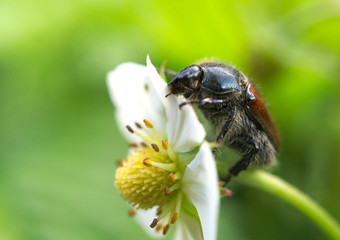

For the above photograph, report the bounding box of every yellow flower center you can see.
[115,148,176,209]
[115,119,183,235]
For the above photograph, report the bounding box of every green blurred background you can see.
[1,0,340,239]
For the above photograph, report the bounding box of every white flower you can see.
[107,56,219,240]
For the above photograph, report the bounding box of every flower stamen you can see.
[169,182,181,192]
[175,192,183,214]
[150,218,158,228]
[143,157,152,167]
[143,119,164,143]
[143,119,154,128]
[166,144,176,161]
[128,209,136,216]
[174,172,181,180]
[157,207,162,216]
[149,162,177,171]
[164,187,171,196]
[151,143,160,152]
[163,224,170,235]
[171,212,178,224]
[162,140,168,150]
[129,143,138,148]
[135,122,143,129]
[126,125,134,133]
[134,131,154,145]
[168,173,176,182]
[156,224,163,232]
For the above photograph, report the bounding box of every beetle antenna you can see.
[165,92,172,97]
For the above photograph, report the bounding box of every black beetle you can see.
[166,61,279,183]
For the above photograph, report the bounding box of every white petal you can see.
[174,211,203,240]
[166,95,206,152]
[134,207,163,238]
[146,55,169,107]
[182,142,219,240]
[107,62,166,142]
[146,55,206,152]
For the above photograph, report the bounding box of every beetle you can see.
[166,61,280,183]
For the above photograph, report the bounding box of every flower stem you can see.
[236,170,340,240]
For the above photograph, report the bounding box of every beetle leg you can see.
[164,69,177,78]
[212,106,237,158]
[157,67,177,78]
[223,140,259,184]
[179,98,228,109]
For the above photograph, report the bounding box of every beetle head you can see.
[167,65,203,98]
